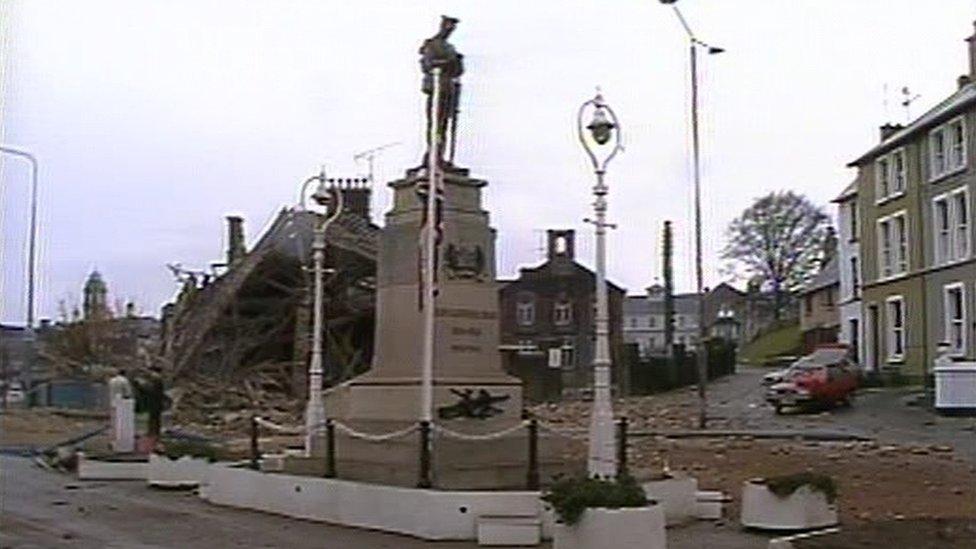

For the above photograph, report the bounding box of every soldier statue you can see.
[420,15,464,167]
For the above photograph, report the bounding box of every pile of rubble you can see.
[529,388,733,431]
[167,373,302,438]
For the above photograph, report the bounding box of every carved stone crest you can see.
[445,243,485,280]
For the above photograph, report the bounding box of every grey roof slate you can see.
[799,256,839,295]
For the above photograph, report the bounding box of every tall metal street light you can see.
[578,91,623,478]
[298,167,344,455]
[660,0,724,429]
[0,145,39,330]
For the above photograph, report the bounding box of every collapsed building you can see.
[160,178,379,414]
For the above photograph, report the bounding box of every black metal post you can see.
[418,420,432,488]
[325,419,336,478]
[527,419,540,490]
[249,415,260,470]
[616,417,628,477]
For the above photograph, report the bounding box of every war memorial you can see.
[318,15,563,490]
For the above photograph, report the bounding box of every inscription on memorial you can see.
[436,307,497,320]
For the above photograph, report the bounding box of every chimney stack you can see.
[546,229,575,262]
[327,177,372,220]
[226,215,246,266]
[879,123,903,141]
[822,226,838,268]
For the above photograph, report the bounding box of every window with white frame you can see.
[553,300,572,326]
[877,211,908,278]
[954,189,970,259]
[516,299,535,326]
[875,148,907,202]
[930,116,967,180]
[849,202,858,241]
[935,197,952,263]
[850,256,860,298]
[896,215,908,272]
[876,156,890,200]
[560,340,576,368]
[943,283,967,356]
[892,148,906,194]
[932,186,971,265]
[885,296,906,361]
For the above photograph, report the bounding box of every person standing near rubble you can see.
[107,369,135,452]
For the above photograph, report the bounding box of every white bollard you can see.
[112,396,136,453]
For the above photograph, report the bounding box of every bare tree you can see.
[722,191,832,319]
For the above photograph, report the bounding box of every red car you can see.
[765,348,859,414]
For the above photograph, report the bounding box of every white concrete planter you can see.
[934,362,976,411]
[642,475,698,525]
[76,452,148,481]
[201,464,544,541]
[147,454,211,488]
[553,506,666,549]
[740,480,838,531]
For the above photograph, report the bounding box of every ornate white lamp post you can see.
[299,168,344,455]
[577,91,623,477]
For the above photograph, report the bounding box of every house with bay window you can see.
[844,22,976,383]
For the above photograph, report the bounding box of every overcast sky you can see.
[1,0,974,324]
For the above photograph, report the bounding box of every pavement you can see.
[0,455,781,548]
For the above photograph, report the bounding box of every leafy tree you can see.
[722,191,832,319]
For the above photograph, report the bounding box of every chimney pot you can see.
[226,215,246,266]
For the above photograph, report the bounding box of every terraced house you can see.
[846,22,976,383]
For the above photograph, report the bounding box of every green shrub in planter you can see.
[542,474,649,525]
[764,472,837,503]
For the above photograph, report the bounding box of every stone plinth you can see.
[321,166,533,488]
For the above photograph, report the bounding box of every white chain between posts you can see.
[331,421,419,443]
[255,417,548,443]
[433,420,529,442]
[254,417,304,435]
[536,421,589,440]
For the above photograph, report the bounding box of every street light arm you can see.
[0,145,38,172]
[0,145,39,329]
[670,5,696,41]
